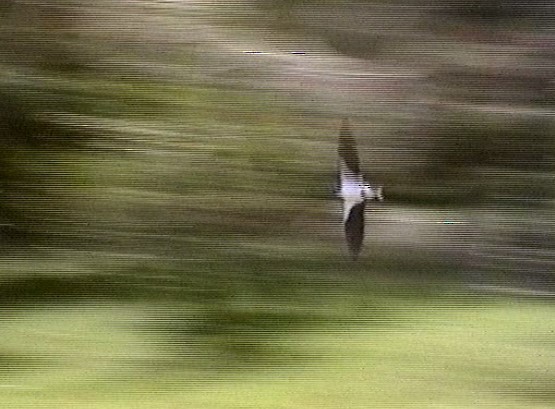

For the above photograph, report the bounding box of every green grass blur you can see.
[1,264,554,408]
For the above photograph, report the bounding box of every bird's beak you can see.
[377,187,384,201]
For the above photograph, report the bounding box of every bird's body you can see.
[336,119,382,259]
[339,175,365,220]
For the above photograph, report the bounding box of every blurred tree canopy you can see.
[0,0,553,369]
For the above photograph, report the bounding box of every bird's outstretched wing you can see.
[344,200,365,260]
[338,118,361,177]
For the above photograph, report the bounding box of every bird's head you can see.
[375,186,384,202]
[363,184,384,201]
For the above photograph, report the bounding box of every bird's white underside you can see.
[340,176,364,221]
[339,161,381,221]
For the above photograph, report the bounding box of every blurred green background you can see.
[0,1,554,407]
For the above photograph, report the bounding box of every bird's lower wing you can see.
[344,200,365,259]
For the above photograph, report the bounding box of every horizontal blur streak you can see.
[0,0,554,408]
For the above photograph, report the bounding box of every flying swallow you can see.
[337,119,383,260]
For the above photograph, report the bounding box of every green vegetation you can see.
[0,1,554,407]
[1,263,554,408]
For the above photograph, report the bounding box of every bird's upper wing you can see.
[344,200,365,260]
[338,118,361,176]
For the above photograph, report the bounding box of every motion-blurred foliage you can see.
[0,1,554,407]
[0,0,552,299]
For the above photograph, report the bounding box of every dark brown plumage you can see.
[344,201,365,260]
[338,118,360,175]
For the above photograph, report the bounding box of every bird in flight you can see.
[337,119,383,260]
